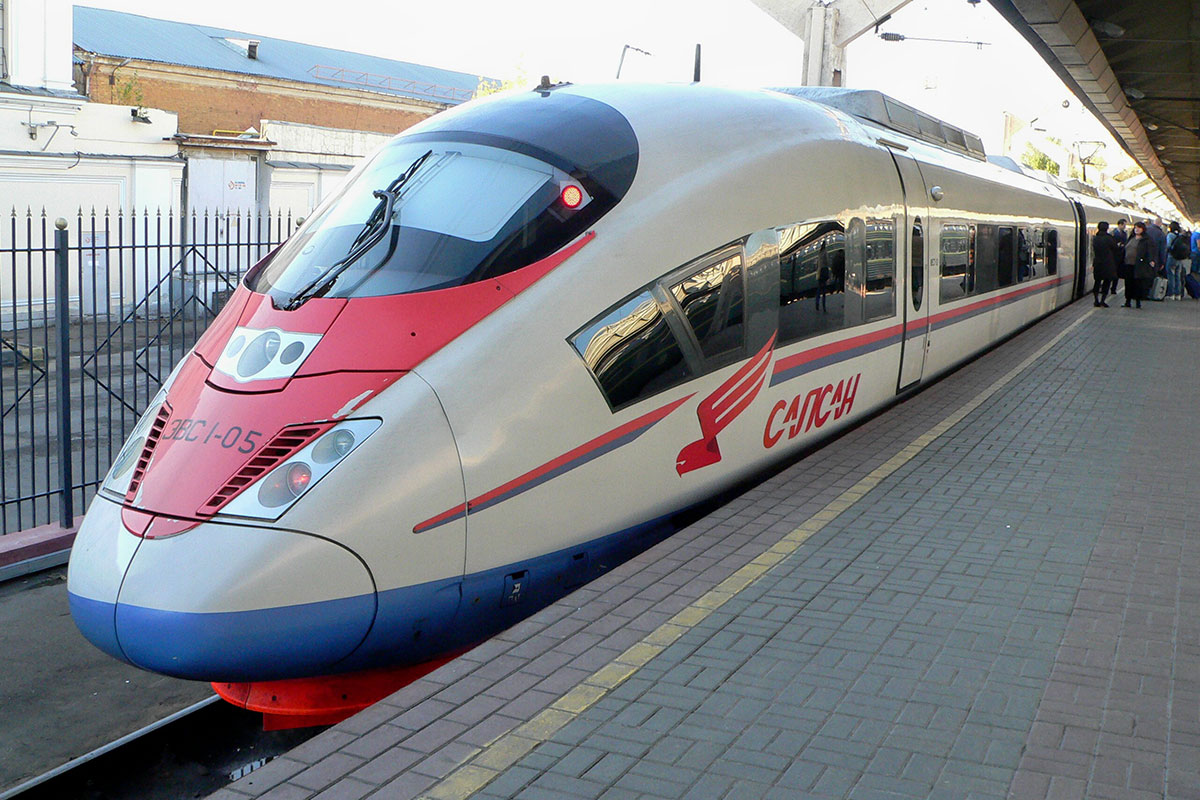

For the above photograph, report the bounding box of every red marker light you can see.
[561,185,584,209]
[286,463,312,496]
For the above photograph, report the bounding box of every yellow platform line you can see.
[419,308,1093,800]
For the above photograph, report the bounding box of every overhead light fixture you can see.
[1156,144,1166,151]
[1126,87,1145,101]
[1147,122,1159,131]
[1090,19,1125,38]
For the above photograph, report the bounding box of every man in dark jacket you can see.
[1091,221,1121,307]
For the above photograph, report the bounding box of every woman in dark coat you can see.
[1123,221,1155,309]
[1091,221,1121,307]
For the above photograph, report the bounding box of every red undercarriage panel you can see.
[212,648,469,730]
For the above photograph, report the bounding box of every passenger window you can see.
[669,248,745,362]
[863,218,896,322]
[1017,227,1033,282]
[997,227,1015,287]
[1032,228,1045,277]
[974,224,998,294]
[571,291,693,410]
[911,218,924,311]
[1045,229,1058,274]
[939,223,971,303]
[777,221,847,345]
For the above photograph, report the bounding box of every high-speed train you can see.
[68,82,1124,712]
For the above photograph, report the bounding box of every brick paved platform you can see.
[210,297,1200,800]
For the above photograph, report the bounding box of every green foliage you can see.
[1021,145,1060,176]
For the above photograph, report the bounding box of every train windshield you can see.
[250,138,612,302]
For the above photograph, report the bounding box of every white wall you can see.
[4,0,73,92]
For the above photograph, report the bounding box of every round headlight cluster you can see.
[253,427,363,509]
[237,331,281,378]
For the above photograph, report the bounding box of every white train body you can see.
[68,84,1123,682]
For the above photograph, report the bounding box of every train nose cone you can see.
[113,519,376,682]
[68,495,141,664]
[70,496,377,682]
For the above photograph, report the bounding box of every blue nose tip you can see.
[113,593,378,682]
[69,592,131,665]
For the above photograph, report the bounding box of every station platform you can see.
[210,296,1199,800]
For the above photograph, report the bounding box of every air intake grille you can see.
[201,423,329,514]
[125,405,172,502]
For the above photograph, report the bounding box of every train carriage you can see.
[68,83,1122,714]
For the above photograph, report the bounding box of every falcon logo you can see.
[676,335,776,476]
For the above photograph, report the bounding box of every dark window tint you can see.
[1032,228,1046,277]
[669,249,746,362]
[911,218,924,310]
[571,291,692,410]
[1045,228,1058,274]
[974,225,998,294]
[1017,227,1033,282]
[997,227,1016,287]
[777,221,847,345]
[864,218,896,321]
[940,223,971,302]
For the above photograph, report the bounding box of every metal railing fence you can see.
[0,207,299,534]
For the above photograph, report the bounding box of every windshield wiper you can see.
[282,149,433,310]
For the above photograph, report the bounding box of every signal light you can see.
[561,184,584,209]
[286,463,312,496]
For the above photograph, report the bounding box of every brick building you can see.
[70,5,491,215]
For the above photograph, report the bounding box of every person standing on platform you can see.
[1113,220,1129,299]
[1191,226,1200,273]
[1091,221,1120,307]
[1166,222,1191,299]
[1124,221,1154,309]
[1113,219,1128,246]
[1148,217,1168,272]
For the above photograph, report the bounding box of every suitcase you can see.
[1151,276,1168,301]
[1186,272,1200,300]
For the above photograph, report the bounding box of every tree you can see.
[1021,145,1060,176]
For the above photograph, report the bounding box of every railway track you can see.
[1,696,322,800]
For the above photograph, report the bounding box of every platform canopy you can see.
[987,1,1195,221]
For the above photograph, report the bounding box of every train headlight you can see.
[217,418,380,521]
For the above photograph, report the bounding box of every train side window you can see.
[1045,229,1058,274]
[997,227,1016,287]
[863,218,896,321]
[1017,227,1033,282]
[974,224,998,294]
[570,290,694,411]
[1032,228,1045,277]
[776,221,846,346]
[939,222,970,303]
[668,247,746,363]
[911,218,924,311]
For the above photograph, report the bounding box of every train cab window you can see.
[668,247,746,363]
[863,218,896,322]
[777,221,847,345]
[939,222,972,303]
[911,218,924,311]
[997,227,1016,287]
[570,291,693,411]
[1045,229,1059,274]
[1017,227,1033,282]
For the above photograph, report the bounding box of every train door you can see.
[888,149,931,391]
[1072,201,1089,299]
